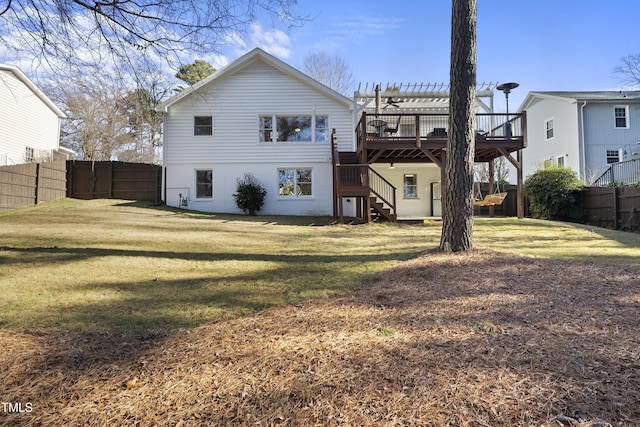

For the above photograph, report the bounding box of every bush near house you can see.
[524,161,584,221]
[233,172,267,215]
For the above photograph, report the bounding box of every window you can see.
[278,168,312,197]
[614,106,628,128]
[403,174,418,198]
[195,169,213,198]
[260,115,328,143]
[606,149,620,164]
[194,116,213,136]
[25,146,34,162]
[557,156,565,167]
[545,118,554,140]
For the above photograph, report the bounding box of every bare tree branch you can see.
[1,0,304,79]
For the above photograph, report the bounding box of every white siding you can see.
[0,70,61,165]
[166,162,334,216]
[371,164,441,218]
[164,60,354,165]
[522,97,580,179]
[163,58,354,215]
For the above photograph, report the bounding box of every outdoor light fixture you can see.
[497,82,519,136]
[389,162,395,169]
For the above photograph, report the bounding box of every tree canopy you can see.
[176,60,217,86]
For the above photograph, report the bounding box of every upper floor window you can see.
[195,169,213,198]
[259,115,328,143]
[606,149,620,164]
[614,106,629,129]
[25,146,34,162]
[403,174,418,198]
[545,118,554,140]
[194,116,213,136]
[278,168,312,197]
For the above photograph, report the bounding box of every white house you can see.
[517,91,640,183]
[0,64,70,165]
[158,49,526,220]
[157,48,355,216]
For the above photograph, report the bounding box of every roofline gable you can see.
[157,48,353,112]
[0,64,66,118]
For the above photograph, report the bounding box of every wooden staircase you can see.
[332,131,397,223]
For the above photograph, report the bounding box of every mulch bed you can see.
[2,249,639,426]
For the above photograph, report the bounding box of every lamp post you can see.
[497,82,519,136]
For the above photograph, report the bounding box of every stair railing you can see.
[368,167,397,220]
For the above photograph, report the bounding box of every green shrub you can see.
[524,161,584,220]
[233,173,267,215]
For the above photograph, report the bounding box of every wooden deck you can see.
[356,112,526,164]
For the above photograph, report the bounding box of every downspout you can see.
[580,101,587,182]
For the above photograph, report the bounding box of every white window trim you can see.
[544,117,554,141]
[194,116,213,136]
[258,115,329,144]
[277,167,314,199]
[194,168,213,200]
[403,174,419,199]
[614,105,629,129]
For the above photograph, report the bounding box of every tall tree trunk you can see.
[440,0,477,252]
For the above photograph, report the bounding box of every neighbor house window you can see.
[260,115,328,143]
[606,149,620,164]
[194,116,213,136]
[545,118,554,140]
[278,168,312,197]
[403,174,418,198]
[195,169,213,198]
[25,146,34,162]
[614,106,628,128]
[557,156,565,167]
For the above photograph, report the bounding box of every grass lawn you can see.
[2,199,640,426]
[1,198,639,335]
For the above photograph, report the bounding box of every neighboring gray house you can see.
[0,64,70,165]
[517,91,640,184]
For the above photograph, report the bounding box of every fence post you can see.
[612,186,619,229]
[34,162,40,204]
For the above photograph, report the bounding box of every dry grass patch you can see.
[3,250,639,426]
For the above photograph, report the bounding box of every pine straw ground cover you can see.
[2,250,639,426]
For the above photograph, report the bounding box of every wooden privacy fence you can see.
[0,160,67,211]
[581,186,640,230]
[66,161,162,203]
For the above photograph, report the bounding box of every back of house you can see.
[158,48,354,216]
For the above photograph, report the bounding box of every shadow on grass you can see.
[113,200,340,226]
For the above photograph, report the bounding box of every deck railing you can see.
[592,158,640,186]
[357,112,525,141]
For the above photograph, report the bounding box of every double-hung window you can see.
[614,106,629,128]
[195,169,213,198]
[606,149,620,164]
[403,174,418,198]
[194,116,213,136]
[545,118,554,140]
[278,168,312,197]
[259,115,328,143]
[25,146,34,162]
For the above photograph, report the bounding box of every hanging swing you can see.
[473,181,507,207]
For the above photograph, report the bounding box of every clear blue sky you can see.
[235,0,640,112]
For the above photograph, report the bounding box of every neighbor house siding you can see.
[583,102,640,178]
[0,68,62,165]
[521,96,580,179]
